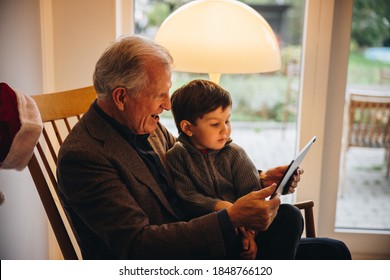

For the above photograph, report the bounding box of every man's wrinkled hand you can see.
[226,184,280,232]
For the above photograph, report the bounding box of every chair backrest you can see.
[346,93,390,148]
[28,86,97,259]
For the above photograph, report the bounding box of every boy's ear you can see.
[180,120,193,137]
[112,87,127,111]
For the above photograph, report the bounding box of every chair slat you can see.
[348,95,390,148]
[28,154,78,260]
[42,127,59,164]
[28,86,97,260]
[36,142,57,191]
[51,120,63,146]
[64,118,72,133]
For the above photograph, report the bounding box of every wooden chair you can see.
[339,93,390,196]
[28,86,97,259]
[294,200,316,237]
[257,174,316,238]
[28,85,316,260]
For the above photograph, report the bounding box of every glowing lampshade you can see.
[155,0,281,83]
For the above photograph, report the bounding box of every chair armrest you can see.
[294,200,316,238]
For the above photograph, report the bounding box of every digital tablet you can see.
[271,136,317,197]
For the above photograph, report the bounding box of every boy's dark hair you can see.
[170,79,232,134]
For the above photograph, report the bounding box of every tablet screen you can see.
[271,136,317,197]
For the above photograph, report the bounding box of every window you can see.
[134,1,306,204]
[335,0,390,233]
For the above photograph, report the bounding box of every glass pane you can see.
[335,0,390,233]
[134,0,306,203]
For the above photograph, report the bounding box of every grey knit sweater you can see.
[166,134,262,218]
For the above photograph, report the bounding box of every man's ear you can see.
[112,87,127,111]
[180,120,193,137]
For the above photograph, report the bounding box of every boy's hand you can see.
[239,227,257,260]
[260,166,304,194]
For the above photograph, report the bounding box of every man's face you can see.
[123,64,172,134]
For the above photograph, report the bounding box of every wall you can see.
[50,0,116,91]
[0,0,48,259]
[0,0,118,259]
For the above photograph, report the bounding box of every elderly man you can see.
[57,35,350,260]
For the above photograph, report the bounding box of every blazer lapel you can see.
[84,107,178,218]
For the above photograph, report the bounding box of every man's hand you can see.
[260,166,304,194]
[226,184,280,232]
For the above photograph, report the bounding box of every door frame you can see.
[296,0,390,259]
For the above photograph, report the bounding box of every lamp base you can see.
[209,73,221,84]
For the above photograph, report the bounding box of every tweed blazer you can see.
[57,105,227,259]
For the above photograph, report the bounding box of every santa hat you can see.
[0,83,43,170]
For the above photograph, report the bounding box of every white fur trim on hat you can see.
[0,90,43,170]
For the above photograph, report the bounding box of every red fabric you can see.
[0,83,21,162]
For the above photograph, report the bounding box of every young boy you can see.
[166,79,262,259]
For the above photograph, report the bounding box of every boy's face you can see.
[185,106,232,150]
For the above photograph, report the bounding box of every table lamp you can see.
[155,0,281,84]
